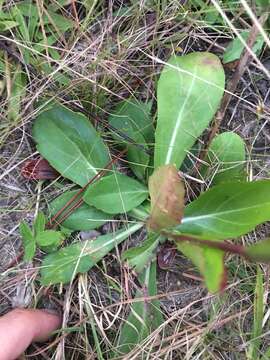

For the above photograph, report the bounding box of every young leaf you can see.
[175,180,270,240]
[49,190,110,231]
[33,211,46,236]
[116,261,163,354]
[36,230,64,251]
[148,165,185,231]
[83,172,148,214]
[223,31,264,64]
[20,221,36,262]
[202,132,246,185]
[33,104,110,186]
[40,223,143,285]
[122,234,160,273]
[109,99,154,143]
[110,121,149,180]
[154,52,225,169]
[127,141,149,181]
[109,99,154,180]
[176,242,226,293]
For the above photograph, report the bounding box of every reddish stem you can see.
[164,232,246,257]
[50,199,83,229]
[47,149,127,228]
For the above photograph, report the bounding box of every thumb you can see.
[0,308,61,360]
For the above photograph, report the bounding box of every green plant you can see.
[20,211,64,261]
[20,51,270,354]
[223,30,265,64]
[0,1,73,82]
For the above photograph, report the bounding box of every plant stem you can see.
[47,149,127,228]
[164,232,246,257]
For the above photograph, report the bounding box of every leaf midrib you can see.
[92,190,148,196]
[42,223,143,279]
[183,202,270,224]
[46,119,98,175]
[165,65,198,164]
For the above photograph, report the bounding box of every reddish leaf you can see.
[21,158,59,180]
[148,164,185,231]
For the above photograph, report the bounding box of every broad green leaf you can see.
[223,31,264,64]
[36,230,64,251]
[49,190,110,230]
[202,132,246,185]
[33,211,46,236]
[176,242,226,293]
[109,99,154,180]
[83,172,148,214]
[33,104,110,186]
[175,180,270,240]
[116,261,163,354]
[154,52,225,169]
[245,238,270,263]
[40,223,143,285]
[122,234,160,273]
[20,221,36,262]
[148,165,185,231]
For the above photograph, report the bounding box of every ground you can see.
[0,1,270,359]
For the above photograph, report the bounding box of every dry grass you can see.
[1,0,270,359]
